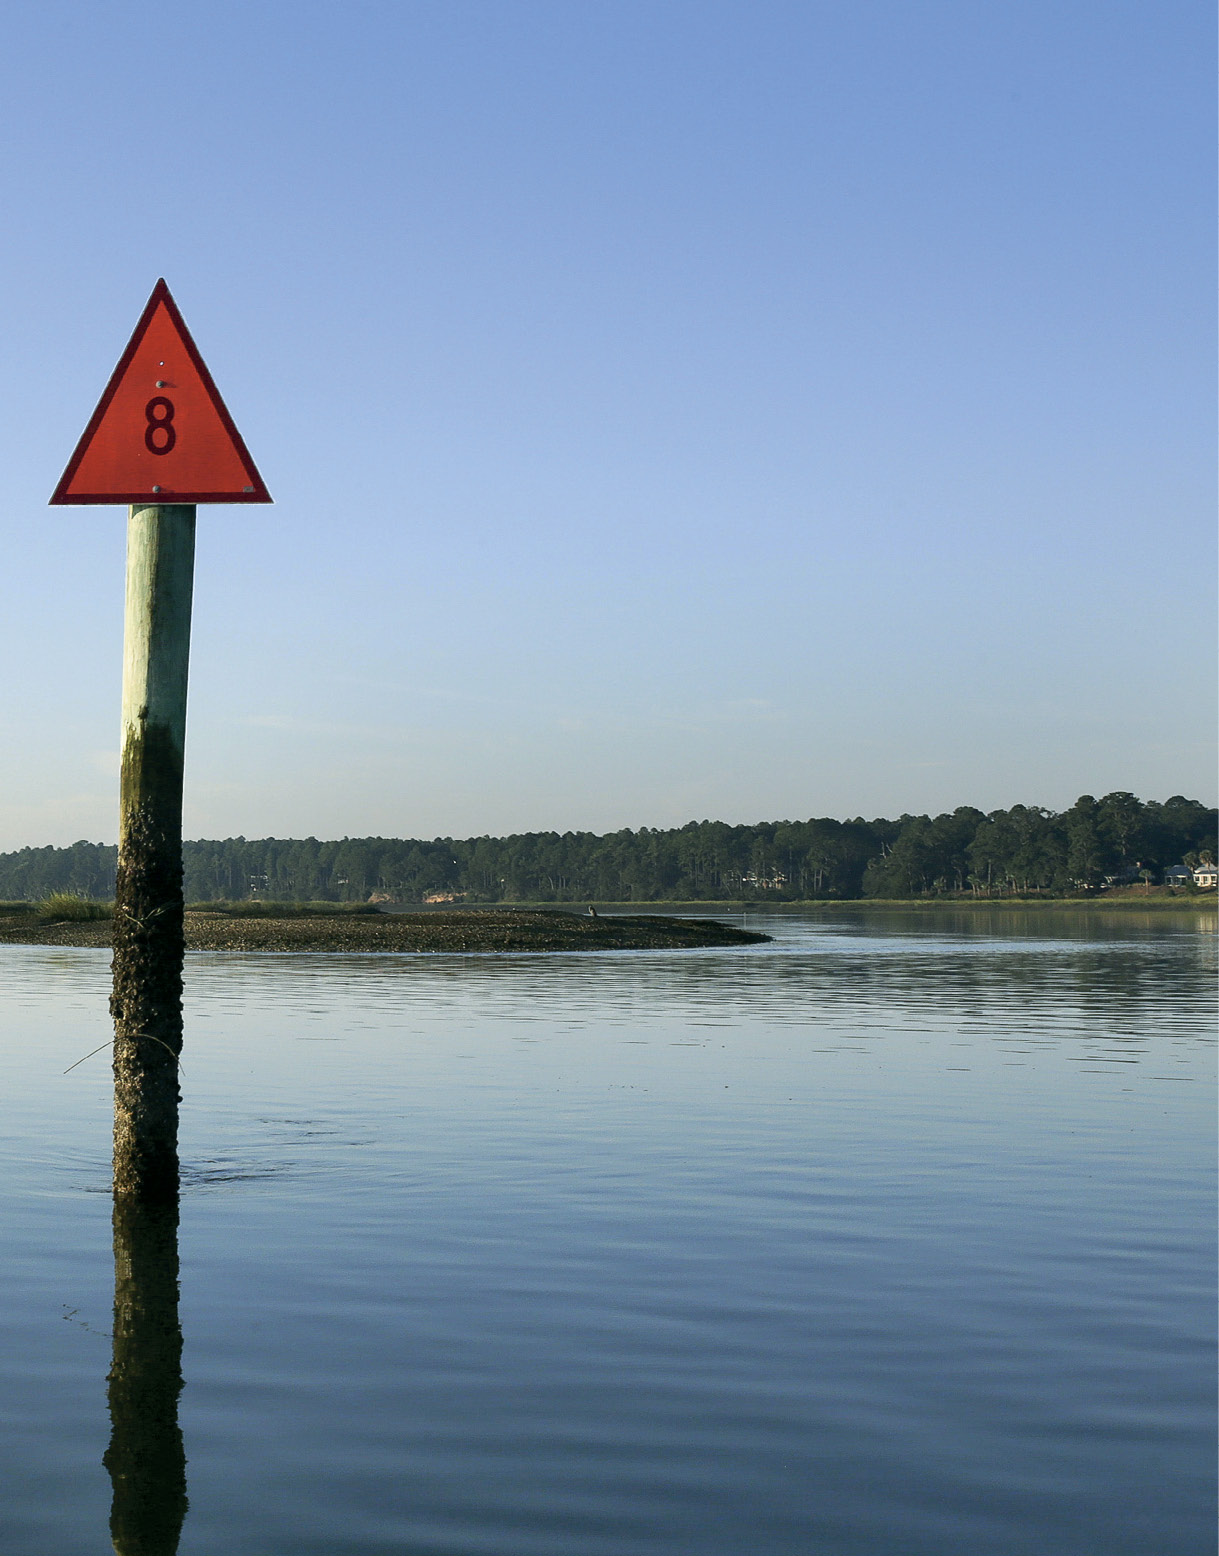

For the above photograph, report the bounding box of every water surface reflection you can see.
[104,1194,187,1555]
[0,911,1211,1556]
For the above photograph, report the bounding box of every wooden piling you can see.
[110,503,195,1202]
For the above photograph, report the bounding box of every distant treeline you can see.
[0,793,1214,904]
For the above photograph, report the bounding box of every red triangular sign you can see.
[50,280,271,505]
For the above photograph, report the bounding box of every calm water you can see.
[2,909,1215,1555]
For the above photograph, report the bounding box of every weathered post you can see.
[110,503,196,1201]
[49,279,271,1202]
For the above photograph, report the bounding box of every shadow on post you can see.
[103,1192,188,1555]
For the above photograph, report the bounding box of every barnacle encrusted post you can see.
[110,503,195,1201]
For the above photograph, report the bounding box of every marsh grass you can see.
[36,893,113,923]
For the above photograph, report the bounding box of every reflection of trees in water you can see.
[180,910,1215,1045]
[104,1194,187,1555]
[505,919,1213,1053]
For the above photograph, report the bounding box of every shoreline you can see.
[0,908,770,954]
[1,897,1211,953]
[436,896,1216,914]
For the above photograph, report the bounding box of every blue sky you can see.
[1,1,1213,848]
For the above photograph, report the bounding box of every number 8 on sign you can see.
[144,396,176,455]
[49,278,271,504]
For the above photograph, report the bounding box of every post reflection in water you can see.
[103,1192,188,1556]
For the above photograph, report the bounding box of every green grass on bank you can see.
[2,893,1212,922]
[2,897,382,920]
[36,893,113,923]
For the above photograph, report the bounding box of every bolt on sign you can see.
[50,279,271,505]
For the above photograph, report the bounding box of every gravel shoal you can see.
[0,909,768,953]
